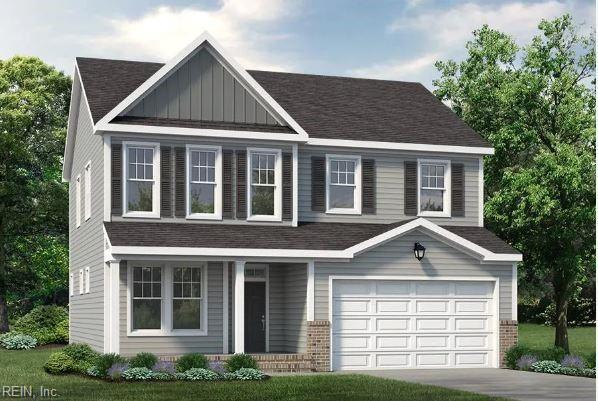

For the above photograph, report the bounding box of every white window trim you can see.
[78,269,84,295]
[84,267,91,294]
[417,158,451,218]
[186,145,222,220]
[122,141,161,219]
[75,174,81,228]
[69,273,74,297]
[84,161,91,221]
[246,148,282,222]
[325,154,362,215]
[127,262,208,337]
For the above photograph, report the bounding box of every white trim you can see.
[246,148,282,222]
[417,159,451,218]
[122,141,161,218]
[292,144,299,227]
[307,137,494,155]
[84,161,91,221]
[222,263,229,354]
[265,265,270,352]
[103,135,111,221]
[75,174,81,228]
[84,266,90,294]
[234,260,246,353]
[69,273,74,297]
[103,263,110,352]
[306,261,315,321]
[93,31,309,140]
[186,145,222,220]
[325,154,362,215]
[78,268,84,294]
[512,262,518,321]
[108,260,120,353]
[478,156,484,227]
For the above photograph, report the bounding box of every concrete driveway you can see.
[350,368,596,401]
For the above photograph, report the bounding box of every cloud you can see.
[90,0,300,71]
[348,52,440,81]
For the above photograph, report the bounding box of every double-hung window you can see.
[187,146,222,219]
[326,155,361,214]
[84,161,91,221]
[172,267,204,330]
[248,148,281,221]
[132,266,162,331]
[123,142,160,218]
[418,159,451,217]
[75,174,81,227]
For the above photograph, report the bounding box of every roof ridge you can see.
[248,69,424,86]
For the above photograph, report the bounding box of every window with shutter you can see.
[122,142,161,218]
[417,159,451,217]
[311,156,326,212]
[362,159,376,215]
[186,145,222,220]
[451,163,465,217]
[282,152,293,220]
[325,154,362,214]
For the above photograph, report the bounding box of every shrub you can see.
[516,354,538,371]
[94,353,126,377]
[531,360,562,374]
[152,360,176,375]
[585,352,596,369]
[151,372,175,381]
[225,353,258,372]
[175,353,208,372]
[582,368,596,378]
[208,360,226,375]
[561,355,586,369]
[0,333,37,350]
[538,347,566,363]
[107,363,129,380]
[12,305,69,345]
[232,368,265,381]
[86,366,101,377]
[505,344,533,369]
[182,368,219,381]
[44,351,75,374]
[129,352,158,369]
[62,343,99,373]
[122,367,153,381]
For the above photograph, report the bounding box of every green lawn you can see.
[0,348,512,401]
[518,323,596,358]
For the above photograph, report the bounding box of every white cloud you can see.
[348,52,440,81]
[90,0,300,71]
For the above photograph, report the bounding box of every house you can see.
[62,32,521,372]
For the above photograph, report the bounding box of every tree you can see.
[0,56,71,332]
[434,15,595,352]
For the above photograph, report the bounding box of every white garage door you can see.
[331,279,497,370]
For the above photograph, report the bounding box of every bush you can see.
[541,298,596,327]
[516,355,538,371]
[107,363,129,380]
[585,352,596,369]
[232,368,265,380]
[531,360,562,374]
[537,347,565,363]
[0,333,37,350]
[122,367,153,381]
[44,351,75,374]
[505,344,533,369]
[129,352,158,369]
[208,360,226,375]
[175,353,208,372]
[182,368,219,381]
[12,305,69,345]
[561,355,586,369]
[86,366,101,377]
[151,372,175,381]
[94,353,126,377]
[225,353,258,372]
[62,343,99,373]
[152,360,176,375]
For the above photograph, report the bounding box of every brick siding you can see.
[307,320,330,372]
[499,320,518,367]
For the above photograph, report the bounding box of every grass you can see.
[0,347,513,401]
[518,323,596,358]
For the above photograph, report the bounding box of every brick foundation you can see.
[499,320,518,367]
[307,320,330,372]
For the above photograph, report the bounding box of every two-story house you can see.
[62,32,521,372]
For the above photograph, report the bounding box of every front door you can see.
[245,282,266,352]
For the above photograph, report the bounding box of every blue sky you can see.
[1,0,594,88]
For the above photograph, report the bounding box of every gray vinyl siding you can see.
[119,261,224,356]
[314,229,513,321]
[68,73,106,351]
[125,48,279,126]
[298,146,481,226]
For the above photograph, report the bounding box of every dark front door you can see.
[245,282,266,353]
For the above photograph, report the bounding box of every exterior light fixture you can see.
[413,242,426,261]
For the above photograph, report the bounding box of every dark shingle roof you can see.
[111,116,295,133]
[104,221,518,254]
[76,57,491,148]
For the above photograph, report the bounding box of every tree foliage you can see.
[434,15,595,351]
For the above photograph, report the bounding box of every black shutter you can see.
[236,150,247,219]
[111,143,122,215]
[222,150,233,218]
[404,161,417,216]
[174,147,186,217]
[160,146,173,217]
[362,159,376,214]
[282,152,293,220]
[311,156,325,212]
[451,163,465,217]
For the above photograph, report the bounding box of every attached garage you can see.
[331,278,498,370]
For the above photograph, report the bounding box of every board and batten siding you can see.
[119,262,224,356]
[299,146,481,225]
[68,74,106,352]
[314,229,513,321]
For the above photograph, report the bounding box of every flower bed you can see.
[506,344,596,378]
[44,346,267,382]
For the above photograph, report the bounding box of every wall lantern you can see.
[413,242,426,261]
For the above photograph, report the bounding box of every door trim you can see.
[327,275,500,371]
[244,264,269,352]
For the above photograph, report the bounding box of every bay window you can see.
[187,146,222,219]
[326,154,361,214]
[418,159,451,217]
[123,142,160,218]
[248,148,281,221]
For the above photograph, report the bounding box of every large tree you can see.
[0,56,71,331]
[434,15,595,352]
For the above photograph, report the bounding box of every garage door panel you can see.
[376,318,410,331]
[334,299,371,313]
[455,282,492,297]
[455,318,488,331]
[376,300,409,313]
[416,335,449,349]
[455,353,488,366]
[455,300,488,313]
[376,354,410,368]
[335,335,370,350]
[416,353,449,367]
[335,354,371,370]
[416,300,448,313]
[416,318,449,331]
[375,281,410,296]
[334,282,371,297]
[376,336,410,349]
[455,335,488,348]
[334,317,370,331]
[415,282,449,296]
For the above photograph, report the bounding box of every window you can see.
[248,148,281,221]
[187,146,222,219]
[326,155,361,214]
[132,266,162,330]
[75,174,81,227]
[172,267,203,330]
[79,269,84,295]
[84,161,91,221]
[418,159,451,217]
[123,142,160,218]
[69,273,74,297]
[84,267,90,294]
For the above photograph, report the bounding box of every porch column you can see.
[105,259,120,354]
[234,260,246,353]
[306,261,315,321]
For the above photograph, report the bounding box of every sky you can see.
[1,0,595,89]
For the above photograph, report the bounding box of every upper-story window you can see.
[123,142,160,218]
[187,146,222,220]
[418,159,451,217]
[84,161,91,221]
[75,174,81,227]
[248,148,281,221]
[326,154,361,214]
